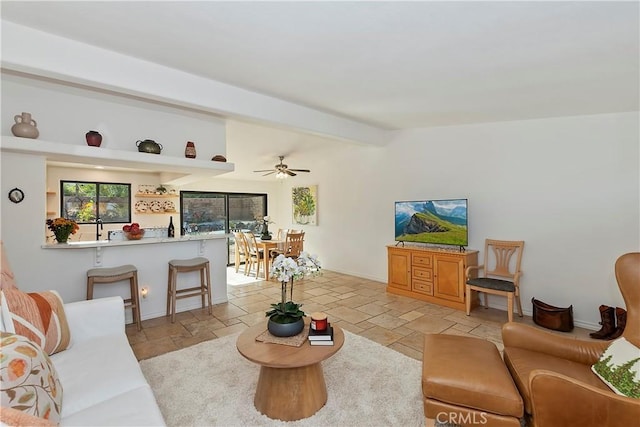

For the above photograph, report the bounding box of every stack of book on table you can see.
[308,323,334,346]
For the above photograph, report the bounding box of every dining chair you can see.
[465,239,525,322]
[232,231,249,274]
[243,231,265,278]
[276,229,289,240]
[271,232,305,262]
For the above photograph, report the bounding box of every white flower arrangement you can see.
[270,255,301,283]
[270,251,322,283]
[267,252,322,323]
[296,252,322,277]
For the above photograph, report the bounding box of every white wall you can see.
[282,112,639,328]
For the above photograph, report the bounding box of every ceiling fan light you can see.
[276,170,288,179]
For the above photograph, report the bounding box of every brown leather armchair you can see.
[502,252,640,427]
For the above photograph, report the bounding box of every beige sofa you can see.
[2,296,165,426]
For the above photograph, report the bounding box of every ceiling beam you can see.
[1,21,391,147]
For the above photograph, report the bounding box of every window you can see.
[60,181,131,224]
[180,191,267,264]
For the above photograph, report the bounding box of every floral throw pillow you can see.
[0,332,63,423]
[1,289,71,355]
[591,337,640,398]
[0,406,57,426]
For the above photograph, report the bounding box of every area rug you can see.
[140,330,424,427]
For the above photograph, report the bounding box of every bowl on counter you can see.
[124,229,145,240]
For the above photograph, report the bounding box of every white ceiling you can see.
[2,0,638,132]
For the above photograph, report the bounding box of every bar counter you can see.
[39,233,230,323]
[42,233,230,249]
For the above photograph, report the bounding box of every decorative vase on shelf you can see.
[11,112,39,139]
[185,141,196,158]
[85,130,102,147]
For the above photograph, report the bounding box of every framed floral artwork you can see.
[292,185,317,226]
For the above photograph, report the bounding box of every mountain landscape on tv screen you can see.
[395,200,468,246]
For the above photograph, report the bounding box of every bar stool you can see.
[87,264,142,331]
[166,257,213,323]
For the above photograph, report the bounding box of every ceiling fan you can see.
[254,156,310,178]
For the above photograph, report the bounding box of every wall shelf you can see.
[135,212,180,215]
[46,191,56,217]
[135,193,178,198]
[1,136,234,182]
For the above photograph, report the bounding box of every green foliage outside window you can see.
[61,181,131,224]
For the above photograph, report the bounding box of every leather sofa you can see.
[502,252,640,427]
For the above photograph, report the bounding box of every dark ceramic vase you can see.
[267,317,304,337]
[185,141,196,158]
[85,131,102,147]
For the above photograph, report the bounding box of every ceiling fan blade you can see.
[262,171,277,176]
[254,169,275,173]
[288,169,311,173]
[285,170,297,176]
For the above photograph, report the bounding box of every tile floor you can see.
[126,268,595,361]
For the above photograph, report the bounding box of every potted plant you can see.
[266,252,321,337]
[46,217,79,243]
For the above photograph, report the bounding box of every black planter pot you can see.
[268,317,304,337]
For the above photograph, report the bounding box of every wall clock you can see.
[8,188,25,204]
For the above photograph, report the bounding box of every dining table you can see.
[257,239,284,280]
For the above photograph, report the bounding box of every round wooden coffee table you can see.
[236,319,345,421]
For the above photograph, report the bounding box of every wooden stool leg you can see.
[205,262,213,315]
[131,273,142,331]
[166,266,172,317]
[171,268,178,323]
[200,267,205,309]
[128,277,137,326]
[87,278,94,300]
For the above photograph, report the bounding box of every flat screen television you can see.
[395,199,468,247]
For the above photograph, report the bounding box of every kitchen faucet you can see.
[96,218,103,241]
